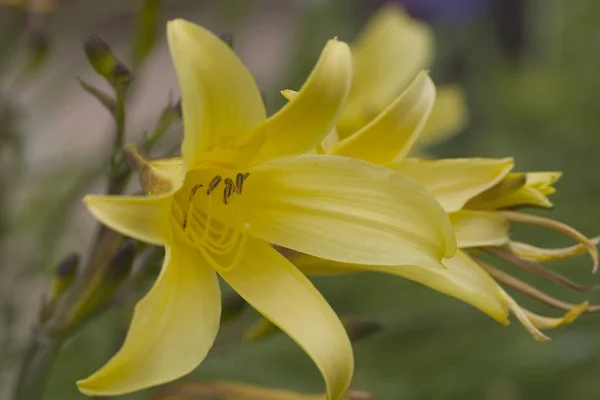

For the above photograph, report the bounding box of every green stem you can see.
[114,91,126,154]
[13,331,62,400]
[142,104,179,151]
[11,94,177,399]
[107,91,127,195]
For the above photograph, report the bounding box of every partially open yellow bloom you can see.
[286,5,598,341]
[334,4,467,150]
[78,20,456,398]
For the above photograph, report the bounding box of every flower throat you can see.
[176,172,250,271]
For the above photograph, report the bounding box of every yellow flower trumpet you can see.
[78,20,456,398]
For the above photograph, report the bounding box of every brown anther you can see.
[223,178,234,204]
[206,175,222,195]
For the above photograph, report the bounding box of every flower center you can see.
[172,171,251,271]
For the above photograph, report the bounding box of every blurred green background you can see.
[2,0,600,399]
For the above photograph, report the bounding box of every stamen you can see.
[496,285,587,341]
[224,178,234,204]
[199,231,248,272]
[187,211,240,255]
[509,238,600,263]
[207,175,222,195]
[500,210,599,272]
[478,260,600,312]
[183,181,248,272]
[189,184,203,201]
[524,302,588,329]
[496,285,550,342]
[482,246,600,292]
[235,172,250,194]
[191,209,228,236]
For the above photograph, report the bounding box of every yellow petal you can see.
[416,85,468,149]
[527,172,562,192]
[466,172,560,210]
[388,158,514,212]
[77,242,221,395]
[293,250,509,325]
[279,89,341,153]
[331,72,435,164]
[449,211,510,248]
[84,194,172,245]
[237,154,456,267]
[465,172,526,210]
[217,238,352,400]
[252,39,352,163]
[337,4,433,138]
[481,186,553,209]
[167,19,266,167]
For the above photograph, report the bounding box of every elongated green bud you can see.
[107,239,136,285]
[49,253,80,301]
[42,253,80,322]
[84,35,132,92]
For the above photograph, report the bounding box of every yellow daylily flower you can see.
[335,3,467,148]
[78,20,456,398]
[282,12,597,339]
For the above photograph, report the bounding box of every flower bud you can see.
[49,253,80,301]
[84,35,132,92]
[107,239,136,285]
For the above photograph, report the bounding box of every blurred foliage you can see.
[2,0,600,399]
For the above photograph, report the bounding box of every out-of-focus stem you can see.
[108,90,127,195]
[12,85,180,400]
[13,332,61,400]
